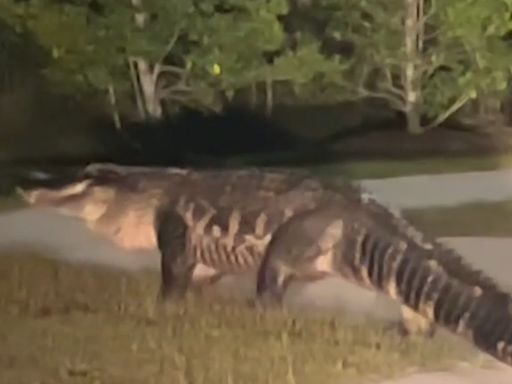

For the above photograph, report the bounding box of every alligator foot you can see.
[396,305,436,339]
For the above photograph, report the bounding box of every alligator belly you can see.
[190,237,261,274]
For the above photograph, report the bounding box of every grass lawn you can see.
[0,251,480,384]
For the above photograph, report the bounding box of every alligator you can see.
[16,164,196,252]
[17,163,512,367]
[17,163,318,288]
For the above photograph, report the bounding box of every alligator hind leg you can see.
[398,305,436,338]
[156,208,195,300]
[256,207,344,308]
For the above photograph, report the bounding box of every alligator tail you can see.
[344,228,512,365]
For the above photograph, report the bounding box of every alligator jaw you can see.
[16,179,93,207]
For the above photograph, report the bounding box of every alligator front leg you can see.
[256,257,295,308]
[256,207,344,308]
[256,205,438,339]
[156,208,195,300]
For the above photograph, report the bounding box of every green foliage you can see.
[0,19,49,91]
[0,0,344,109]
[0,0,194,93]
[181,0,288,90]
[173,0,347,104]
[1,0,512,127]
[319,0,512,127]
[1,1,122,92]
[422,0,512,123]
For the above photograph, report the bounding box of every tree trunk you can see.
[404,107,422,134]
[250,82,257,109]
[128,0,161,121]
[107,83,122,130]
[265,74,273,116]
[128,58,147,120]
[129,57,162,121]
[403,0,423,134]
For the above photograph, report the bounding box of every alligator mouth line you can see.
[16,178,93,205]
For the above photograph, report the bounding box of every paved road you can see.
[359,169,512,208]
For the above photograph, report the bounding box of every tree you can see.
[156,0,290,116]
[0,0,350,121]
[162,0,345,115]
[320,0,512,134]
[0,0,195,122]
[424,0,512,130]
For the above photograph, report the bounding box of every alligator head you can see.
[17,177,117,225]
[17,169,174,250]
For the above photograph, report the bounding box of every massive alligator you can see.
[17,163,512,367]
[18,164,193,252]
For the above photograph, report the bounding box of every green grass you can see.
[403,199,512,238]
[0,251,481,384]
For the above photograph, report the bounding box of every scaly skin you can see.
[255,188,512,367]
[17,163,512,366]
[17,163,318,288]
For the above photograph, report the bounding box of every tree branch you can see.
[158,84,194,99]
[424,0,436,21]
[157,64,187,77]
[380,67,405,97]
[157,23,184,65]
[156,63,189,87]
[127,56,147,120]
[424,92,472,130]
[417,0,424,53]
[356,86,405,110]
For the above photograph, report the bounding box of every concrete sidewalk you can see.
[374,363,512,384]
[359,169,512,208]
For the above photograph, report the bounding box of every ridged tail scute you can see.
[344,227,512,366]
[347,181,510,302]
